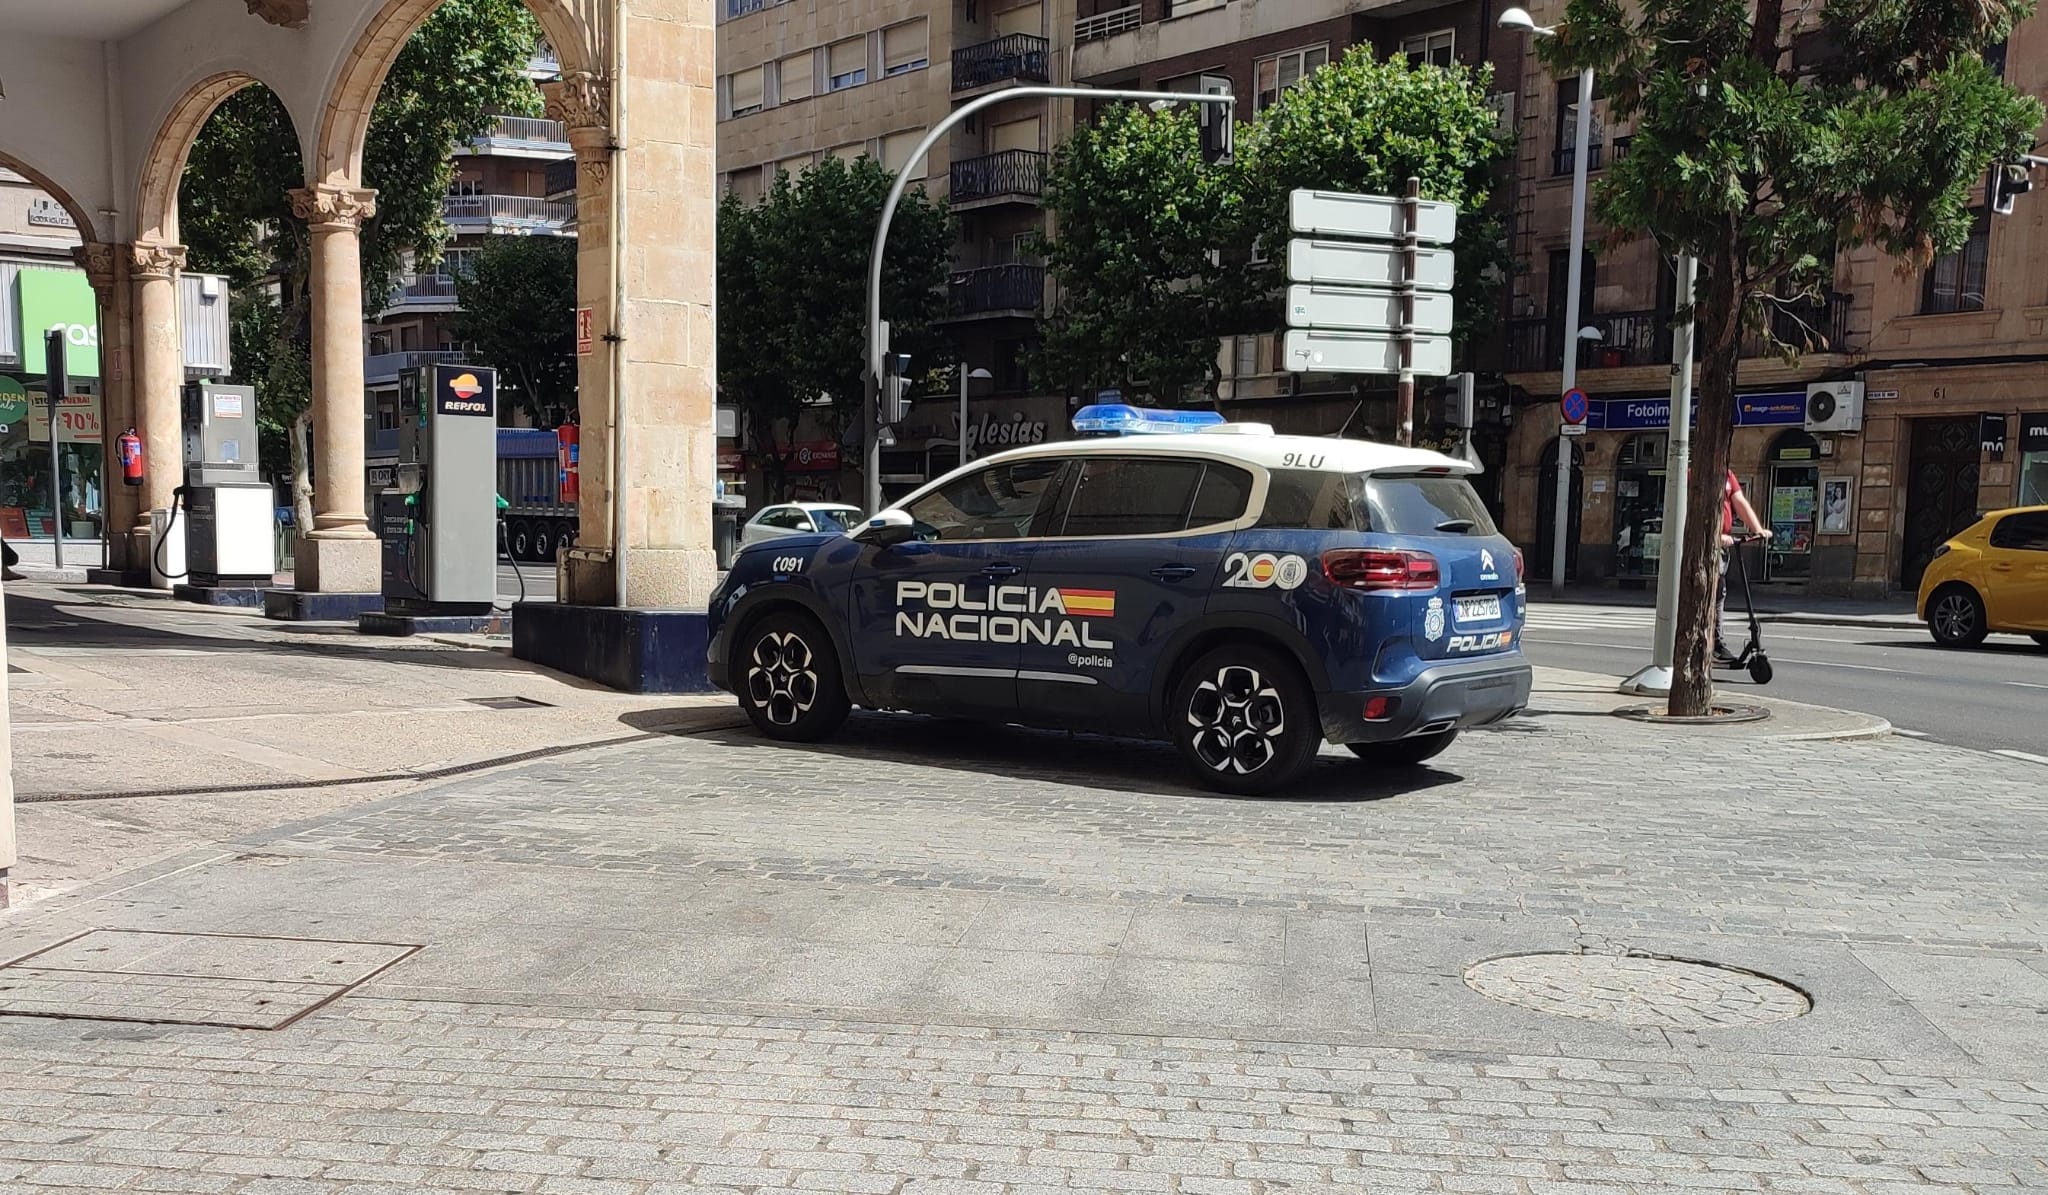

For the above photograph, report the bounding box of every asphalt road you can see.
[1520,602,2048,760]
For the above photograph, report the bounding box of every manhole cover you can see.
[465,695,553,710]
[1465,953,1810,1029]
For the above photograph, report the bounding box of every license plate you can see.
[1455,594,1502,623]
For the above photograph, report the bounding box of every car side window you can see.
[1989,512,2048,551]
[1058,457,1207,537]
[902,457,1067,542]
[1186,463,1254,529]
[1255,468,1365,531]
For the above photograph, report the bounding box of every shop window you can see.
[1254,45,1329,112]
[1922,211,1989,314]
[1612,433,1668,579]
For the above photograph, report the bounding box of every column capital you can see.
[542,71,611,133]
[129,242,187,281]
[290,184,379,232]
[73,243,119,295]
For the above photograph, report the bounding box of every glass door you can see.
[1767,462,1820,580]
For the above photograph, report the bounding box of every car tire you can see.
[1926,584,1988,648]
[1170,644,1321,796]
[735,610,850,742]
[1346,729,1457,767]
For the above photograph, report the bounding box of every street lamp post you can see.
[864,85,1237,515]
[1499,7,1594,597]
[959,364,993,469]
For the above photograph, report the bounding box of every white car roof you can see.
[976,428,1477,476]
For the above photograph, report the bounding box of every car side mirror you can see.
[852,508,917,547]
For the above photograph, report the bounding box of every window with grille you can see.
[1403,30,1455,67]
[1253,45,1329,111]
[883,20,928,77]
[1922,211,1989,314]
[828,38,869,91]
[778,53,814,102]
[728,66,765,116]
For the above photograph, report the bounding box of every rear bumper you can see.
[1318,654,1532,744]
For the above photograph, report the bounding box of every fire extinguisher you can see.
[556,422,580,504]
[118,427,145,487]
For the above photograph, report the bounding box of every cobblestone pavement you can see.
[0,666,2044,1192]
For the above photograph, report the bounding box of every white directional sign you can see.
[1285,329,1453,376]
[1287,285,1453,335]
[1287,239,1454,290]
[1290,189,1457,243]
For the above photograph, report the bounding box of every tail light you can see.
[1513,547,1526,582]
[1322,548,1440,590]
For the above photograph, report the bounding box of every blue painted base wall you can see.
[512,602,713,694]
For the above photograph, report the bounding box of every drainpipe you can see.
[609,4,630,606]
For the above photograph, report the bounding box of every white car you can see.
[738,502,863,547]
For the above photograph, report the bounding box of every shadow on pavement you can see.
[620,705,1465,804]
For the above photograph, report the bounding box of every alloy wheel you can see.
[745,630,820,726]
[1186,664,1287,774]
[1933,593,1976,641]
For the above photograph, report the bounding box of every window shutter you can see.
[883,20,928,74]
[828,38,868,84]
[779,53,813,102]
[995,3,1041,35]
[730,66,764,114]
[881,129,927,175]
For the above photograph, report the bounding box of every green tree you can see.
[1544,0,2040,714]
[1033,104,1237,402]
[717,157,952,502]
[453,237,578,425]
[184,0,539,506]
[1228,47,1512,347]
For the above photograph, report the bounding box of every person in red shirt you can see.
[1715,469,1771,664]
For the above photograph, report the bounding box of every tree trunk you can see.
[289,411,315,537]
[1669,231,1746,716]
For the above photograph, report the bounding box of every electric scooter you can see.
[1715,532,1773,684]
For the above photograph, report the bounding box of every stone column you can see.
[76,244,136,573]
[290,183,380,592]
[129,242,186,566]
[544,71,619,605]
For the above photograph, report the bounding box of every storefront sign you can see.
[1587,390,1806,431]
[16,268,100,378]
[2021,411,2048,453]
[26,196,75,228]
[1980,413,2008,461]
[29,392,103,444]
[0,376,29,426]
[788,440,840,472]
[962,411,1050,455]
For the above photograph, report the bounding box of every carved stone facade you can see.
[128,242,187,281]
[245,0,311,28]
[72,243,118,296]
[289,185,379,231]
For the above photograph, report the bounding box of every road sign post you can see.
[1283,184,1456,446]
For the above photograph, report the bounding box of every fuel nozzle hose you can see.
[151,486,191,582]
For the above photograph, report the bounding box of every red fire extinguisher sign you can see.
[557,424,580,503]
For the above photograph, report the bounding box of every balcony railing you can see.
[442,194,575,226]
[949,150,1048,203]
[470,115,569,147]
[545,157,577,197]
[1075,4,1141,43]
[949,264,1044,316]
[1506,308,1672,371]
[952,34,1050,91]
[391,273,458,302]
[364,349,466,385]
[1744,291,1853,356]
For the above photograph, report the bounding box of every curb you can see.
[1760,612,1922,631]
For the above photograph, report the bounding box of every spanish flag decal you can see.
[1057,588,1116,618]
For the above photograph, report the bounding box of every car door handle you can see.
[1151,564,1199,582]
[980,563,1021,579]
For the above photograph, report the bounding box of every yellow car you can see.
[1917,505,2048,648]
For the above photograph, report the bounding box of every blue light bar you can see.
[1071,404,1227,436]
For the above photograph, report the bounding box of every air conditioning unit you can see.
[1804,380,1865,432]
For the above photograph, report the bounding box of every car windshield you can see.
[809,507,858,533]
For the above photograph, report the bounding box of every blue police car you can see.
[706,406,1531,794]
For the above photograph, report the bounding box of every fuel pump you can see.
[172,380,275,589]
[379,363,499,613]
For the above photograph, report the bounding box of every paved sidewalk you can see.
[0,585,2043,1193]
[1536,585,1921,629]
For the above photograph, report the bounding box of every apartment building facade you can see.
[717,0,1077,499]
[1497,0,2044,596]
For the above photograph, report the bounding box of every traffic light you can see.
[881,352,913,423]
[1197,100,1233,164]
[1990,161,2033,215]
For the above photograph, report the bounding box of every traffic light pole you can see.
[863,84,1237,515]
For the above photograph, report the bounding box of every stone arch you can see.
[134,72,272,246]
[314,0,602,185]
[0,149,100,242]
